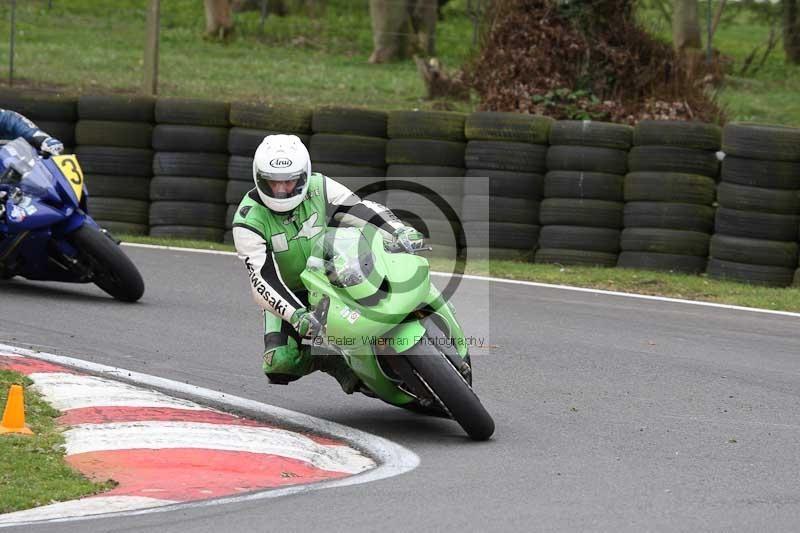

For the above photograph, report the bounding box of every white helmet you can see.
[252,134,312,213]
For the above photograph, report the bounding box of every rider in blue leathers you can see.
[0,109,63,156]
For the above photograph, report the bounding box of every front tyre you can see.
[70,224,144,302]
[404,334,495,441]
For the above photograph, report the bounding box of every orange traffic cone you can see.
[0,384,34,435]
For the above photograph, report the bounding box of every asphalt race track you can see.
[2,246,800,532]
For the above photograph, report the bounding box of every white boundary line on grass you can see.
[0,343,420,528]
[122,242,800,320]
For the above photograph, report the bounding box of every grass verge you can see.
[0,370,114,514]
[120,235,800,313]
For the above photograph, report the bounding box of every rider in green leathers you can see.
[232,134,423,392]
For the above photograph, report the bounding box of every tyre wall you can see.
[13,91,800,287]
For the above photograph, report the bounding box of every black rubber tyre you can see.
[310,134,388,167]
[546,145,628,174]
[720,156,800,189]
[0,92,76,121]
[628,146,719,177]
[795,268,800,287]
[624,172,716,205]
[707,258,795,287]
[149,225,225,242]
[76,121,153,148]
[403,332,494,441]
[460,195,539,224]
[85,175,151,201]
[228,155,254,181]
[93,220,149,236]
[386,165,465,178]
[225,204,238,230]
[549,120,633,150]
[386,138,464,167]
[36,121,76,148]
[722,123,800,161]
[623,202,715,233]
[150,176,227,203]
[539,199,623,229]
[544,171,623,201]
[710,234,799,268]
[385,174,464,197]
[313,163,386,178]
[387,111,466,141]
[461,222,539,249]
[465,141,548,173]
[224,230,234,244]
[152,125,229,153]
[149,201,227,227]
[714,207,799,241]
[312,107,387,137]
[620,228,710,256]
[77,95,155,122]
[534,248,618,267]
[86,197,149,224]
[716,182,800,215]
[76,146,154,177]
[226,180,253,205]
[633,120,721,150]
[155,98,229,126]
[385,190,462,219]
[228,127,309,156]
[69,223,144,302]
[617,251,708,274]
[464,112,551,144]
[538,225,620,253]
[229,102,311,132]
[464,169,544,199]
[153,152,229,179]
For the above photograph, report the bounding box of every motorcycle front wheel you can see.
[404,333,495,441]
[70,224,144,302]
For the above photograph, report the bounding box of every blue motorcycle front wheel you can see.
[70,224,145,302]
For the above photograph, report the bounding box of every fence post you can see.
[9,0,16,87]
[143,0,160,95]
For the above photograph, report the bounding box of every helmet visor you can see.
[255,169,308,200]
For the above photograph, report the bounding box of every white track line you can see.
[29,372,207,412]
[0,343,419,528]
[123,242,800,319]
[64,421,374,474]
[0,497,178,526]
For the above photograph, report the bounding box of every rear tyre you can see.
[69,224,144,302]
[404,334,494,441]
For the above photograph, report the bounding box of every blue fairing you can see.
[0,139,92,281]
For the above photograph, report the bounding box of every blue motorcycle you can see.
[0,138,144,302]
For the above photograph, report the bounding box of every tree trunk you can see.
[672,0,702,51]
[785,0,800,64]
[204,0,234,38]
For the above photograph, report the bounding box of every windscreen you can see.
[308,227,375,288]
[0,138,52,197]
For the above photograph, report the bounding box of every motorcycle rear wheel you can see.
[404,334,495,441]
[70,224,144,302]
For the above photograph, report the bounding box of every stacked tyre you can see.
[225,102,312,243]
[708,123,800,286]
[385,111,467,252]
[461,112,551,259]
[0,91,76,153]
[619,121,721,273]
[536,121,632,266]
[310,106,388,207]
[150,98,230,242]
[75,95,155,236]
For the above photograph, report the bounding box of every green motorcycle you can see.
[301,226,494,441]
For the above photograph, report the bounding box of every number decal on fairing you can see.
[52,155,85,201]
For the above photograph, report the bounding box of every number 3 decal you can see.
[53,155,85,201]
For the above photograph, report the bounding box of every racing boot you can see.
[311,354,361,394]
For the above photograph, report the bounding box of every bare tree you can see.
[673,0,702,51]
[786,0,800,63]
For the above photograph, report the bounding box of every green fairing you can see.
[301,226,469,406]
